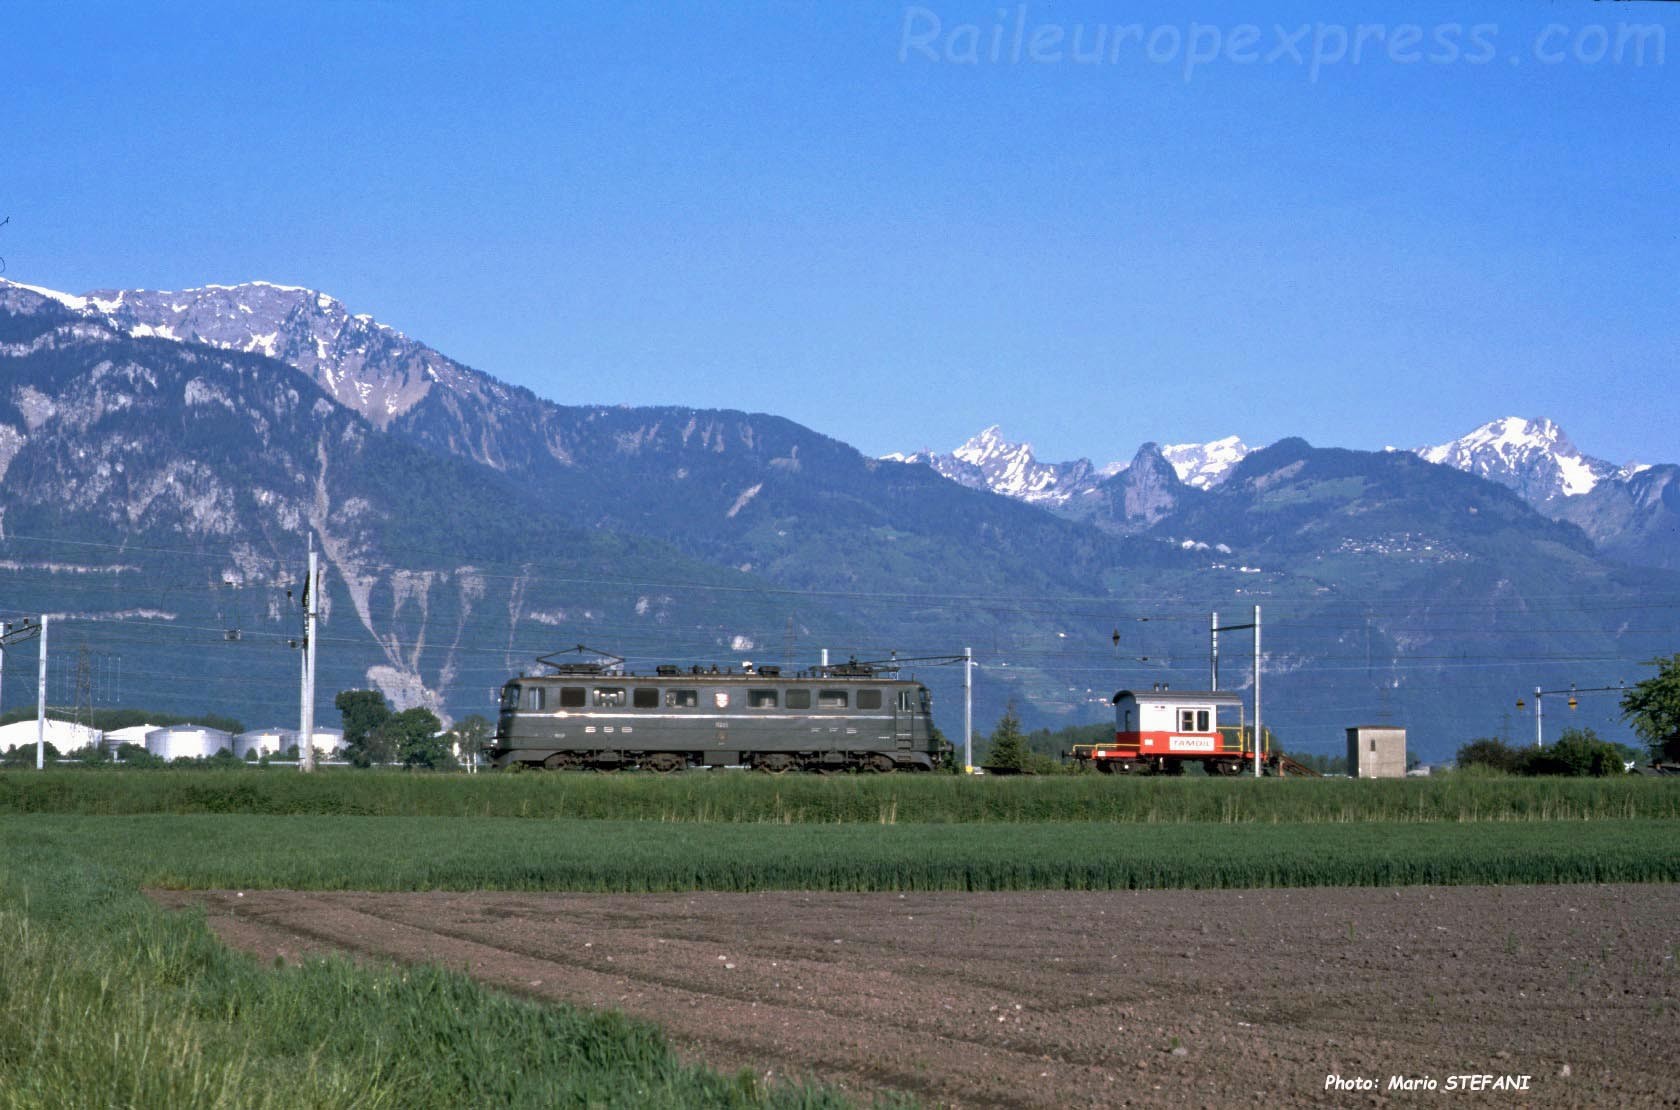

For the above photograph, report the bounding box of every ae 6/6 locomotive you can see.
[491,650,946,773]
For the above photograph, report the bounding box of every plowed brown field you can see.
[153,885,1680,1107]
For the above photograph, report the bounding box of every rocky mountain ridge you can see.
[2,275,1673,755]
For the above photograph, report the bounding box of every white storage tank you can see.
[104,723,158,757]
[0,718,102,756]
[234,728,292,760]
[295,727,345,758]
[145,725,233,760]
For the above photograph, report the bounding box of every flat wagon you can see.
[1070,688,1268,775]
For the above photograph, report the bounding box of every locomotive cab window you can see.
[748,689,778,709]
[559,687,586,708]
[818,689,848,709]
[857,689,882,710]
[520,686,544,711]
[665,689,698,708]
[632,688,659,709]
[784,689,811,709]
[501,686,521,711]
[593,687,626,707]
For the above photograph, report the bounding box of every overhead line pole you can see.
[1210,605,1262,777]
[1210,611,1218,691]
[964,646,973,775]
[36,615,48,771]
[1520,682,1624,748]
[300,539,318,773]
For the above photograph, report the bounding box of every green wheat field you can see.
[3,769,1676,1108]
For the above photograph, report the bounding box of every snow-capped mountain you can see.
[1160,436,1252,490]
[1415,417,1620,505]
[884,426,1104,506]
[2,278,498,430]
[887,428,1252,505]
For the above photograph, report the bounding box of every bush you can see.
[1526,728,1627,777]
[981,704,1031,774]
[1456,737,1522,774]
[1458,731,1628,776]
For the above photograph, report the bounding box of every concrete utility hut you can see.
[1347,726,1406,778]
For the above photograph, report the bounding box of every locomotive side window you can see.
[818,689,848,708]
[857,689,882,710]
[593,687,626,707]
[632,688,659,709]
[521,686,545,711]
[785,689,811,709]
[559,687,586,708]
[748,689,778,708]
[896,690,913,712]
[665,689,698,708]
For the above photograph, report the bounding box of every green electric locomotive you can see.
[490,649,947,772]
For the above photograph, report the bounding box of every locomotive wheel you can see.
[543,752,583,771]
[754,754,795,774]
[647,752,684,774]
[866,754,897,774]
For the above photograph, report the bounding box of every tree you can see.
[373,707,448,769]
[337,689,394,767]
[1456,737,1520,774]
[1530,728,1625,777]
[448,714,492,768]
[1,740,60,766]
[1621,653,1680,763]
[337,689,391,747]
[982,703,1032,774]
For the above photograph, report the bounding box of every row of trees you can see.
[1457,729,1640,777]
[333,690,490,769]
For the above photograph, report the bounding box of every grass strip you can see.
[0,825,875,1109]
[3,768,1675,823]
[14,814,1679,893]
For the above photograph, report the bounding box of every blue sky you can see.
[5,1,1676,467]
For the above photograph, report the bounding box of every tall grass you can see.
[0,826,868,1109]
[3,768,1674,823]
[18,814,1679,894]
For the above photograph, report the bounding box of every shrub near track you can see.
[1,769,1676,822]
